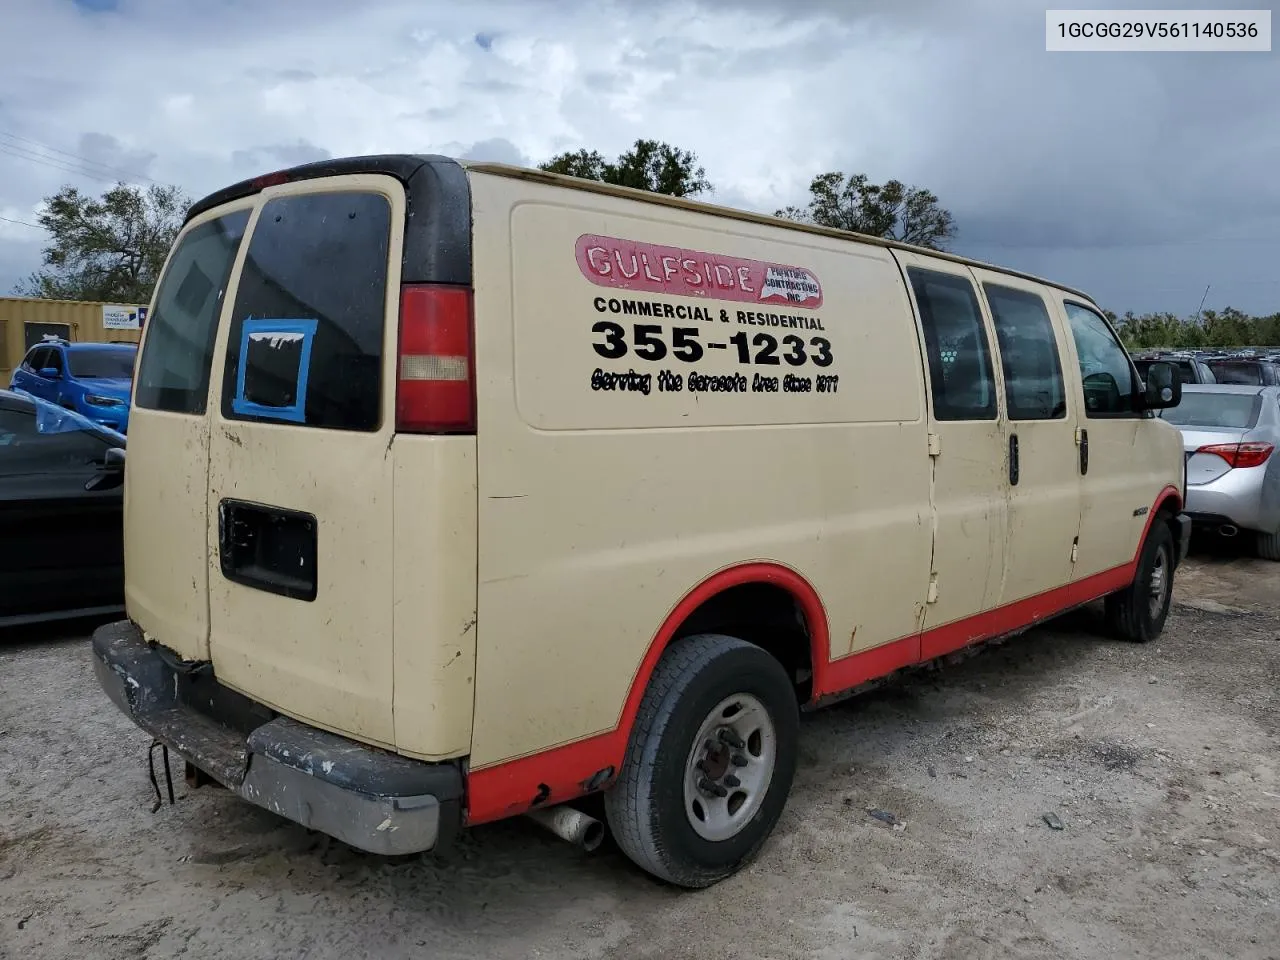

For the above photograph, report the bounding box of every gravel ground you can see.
[2,544,1278,960]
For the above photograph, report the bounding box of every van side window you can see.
[983,284,1066,421]
[1063,302,1137,416]
[135,210,251,415]
[221,192,391,432]
[906,268,997,421]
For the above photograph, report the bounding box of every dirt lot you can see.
[2,546,1278,960]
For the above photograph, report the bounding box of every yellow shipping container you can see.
[0,296,145,384]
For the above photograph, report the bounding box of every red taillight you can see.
[396,284,475,434]
[1197,441,1274,469]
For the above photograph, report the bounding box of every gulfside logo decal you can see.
[575,234,823,309]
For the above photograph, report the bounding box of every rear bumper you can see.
[1185,468,1278,534]
[92,620,463,855]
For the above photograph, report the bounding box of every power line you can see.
[0,129,169,186]
[0,141,146,186]
[0,142,134,184]
[0,214,45,230]
[0,138,131,181]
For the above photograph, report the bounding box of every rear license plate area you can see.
[217,499,317,601]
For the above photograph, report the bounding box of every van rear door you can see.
[128,205,253,660]
[203,176,405,748]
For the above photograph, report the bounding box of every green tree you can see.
[1113,306,1280,350]
[776,171,956,249]
[15,181,191,303]
[539,139,712,198]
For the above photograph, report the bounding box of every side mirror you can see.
[39,367,60,379]
[86,448,126,491]
[1139,360,1182,410]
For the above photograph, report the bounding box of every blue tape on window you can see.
[232,318,317,423]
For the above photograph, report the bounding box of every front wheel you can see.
[604,633,798,889]
[1105,519,1175,643]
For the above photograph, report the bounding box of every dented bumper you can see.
[91,620,463,855]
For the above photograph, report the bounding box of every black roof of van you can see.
[186,155,472,287]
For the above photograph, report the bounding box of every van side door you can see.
[970,270,1081,605]
[894,252,1008,655]
[1055,297,1158,581]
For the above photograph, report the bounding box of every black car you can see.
[1133,355,1217,385]
[0,388,127,627]
[1204,358,1280,386]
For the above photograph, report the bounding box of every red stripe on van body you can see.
[465,562,827,825]
[464,487,1181,825]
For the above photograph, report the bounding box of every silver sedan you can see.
[1159,384,1280,560]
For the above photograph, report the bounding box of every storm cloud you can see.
[1,0,1276,315]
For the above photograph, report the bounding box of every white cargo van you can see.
[94,155,1189,888]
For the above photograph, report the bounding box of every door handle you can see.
[1009,433,1020,486]
[1079,427,1089,475]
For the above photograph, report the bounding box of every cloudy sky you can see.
[1,0,1277,315]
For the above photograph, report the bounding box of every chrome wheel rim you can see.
[1148,544,1170,619]
[682,693,777,842]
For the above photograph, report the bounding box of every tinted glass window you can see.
[135,210,251,414]
[1160,393,1261,429]
[26,347,50,371]
[46,348,65,373]
[1207,361,1263,385]
[69,347,136,379]
[984,284,1066,421]
[1063,302,1137,416]
[907,268,997,421]
[221,192,391,431]
[0,406,110,476]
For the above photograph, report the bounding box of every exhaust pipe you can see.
[1219,523,1239,537]
[525,805,605,852]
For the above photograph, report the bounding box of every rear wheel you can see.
[604,633,798,889]
[1106,519,1175,643]
[1257,528,1280,561]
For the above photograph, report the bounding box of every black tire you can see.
[1257,528,1280,561]
[603,633,798,889]
[1105,518,1175,643]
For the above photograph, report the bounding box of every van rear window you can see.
[221,191,391,431]
[135,210,251,414]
